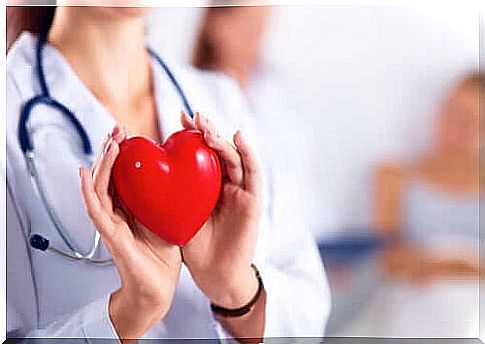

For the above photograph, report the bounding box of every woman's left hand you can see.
[180,111,263,309]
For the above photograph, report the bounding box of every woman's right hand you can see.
[79,125,182,341]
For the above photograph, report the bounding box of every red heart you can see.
[111,129,221,246]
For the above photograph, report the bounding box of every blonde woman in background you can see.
[368,73,482,337]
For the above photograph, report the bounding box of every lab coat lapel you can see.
[151,52,187,141]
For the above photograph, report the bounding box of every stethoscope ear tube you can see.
[19,96,93,155]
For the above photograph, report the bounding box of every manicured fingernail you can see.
[111,125,120,137]
[205,131,217,147]
[235,130,243,145]
[204,131,211,143]
[182,110,193,122]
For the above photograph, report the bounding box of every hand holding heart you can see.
[180,112,263,310]
[79,126,182,340]
[80,113,263,339]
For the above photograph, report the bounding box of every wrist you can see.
[109,288,167,339]
[208,264,260,310]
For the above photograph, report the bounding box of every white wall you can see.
[146,5,479,235]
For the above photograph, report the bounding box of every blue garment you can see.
[404,178,479,253]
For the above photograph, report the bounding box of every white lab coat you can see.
[5,32,331,341]
[246,67,338,242]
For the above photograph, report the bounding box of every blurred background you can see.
[143,3,482,339]
[146,4,478,235]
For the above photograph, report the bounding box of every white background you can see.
[146,5,479,235]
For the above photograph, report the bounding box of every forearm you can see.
[204,264,265,342]
[432,257,480,277]
[109,288,166,342]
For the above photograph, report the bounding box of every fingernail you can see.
[78,167,83,178]
[204,131,217,147]
[182,110,193,122]
[111,125,120,137]
[235,130,243,145]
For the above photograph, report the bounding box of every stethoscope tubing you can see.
[20,31,195,265]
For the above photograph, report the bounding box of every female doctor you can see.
[5,4,330,342]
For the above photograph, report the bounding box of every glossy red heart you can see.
[111,129,222,246]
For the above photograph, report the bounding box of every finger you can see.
[93,137,120,209]
[194,112,217,136]
[112,194,136,230]
[180,110,196,130]
[206,131,243,185]
[193,113,243,185]
[79,166,111,233]
[233,130,262,195]
[90,125,124,178]
[110,123,127,144]
[81,167,138,265]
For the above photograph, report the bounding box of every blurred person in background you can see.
[371,72,482,336]
[192,4,337,242]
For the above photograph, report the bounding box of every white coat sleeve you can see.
[207,76,332,341]
[252,114,332,338]
[5,73,120,342]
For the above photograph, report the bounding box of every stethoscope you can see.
[19,31,195,265]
